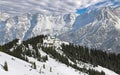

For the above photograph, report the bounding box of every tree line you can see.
[0,35,119,74]
[61,43,120,74]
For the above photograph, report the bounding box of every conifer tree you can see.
[50,67,52,72]
[3,61,8,71]
[43,64,45,69]
[32,62,36,69]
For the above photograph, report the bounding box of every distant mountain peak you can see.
[0,6,120,53]
[59,6,120,53]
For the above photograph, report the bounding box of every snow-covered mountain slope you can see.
[114,6,120,18]
[0,12,76,44]
[59,7,120,53]
[0,52,84,75]
[0,36,85,75]
[0,6,120,53]
[0,51,118,75]
[0,36,119,75]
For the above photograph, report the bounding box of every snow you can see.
[59,7,120,53]
[0,35,119,75]
[43,36,69,48]
[0,52,39,75]
[0,12,10,21]
[75,60,119,75]
[0,12,77,44]
[0,51,85,75]
[28,44,34,50]
[41,36,119,75]
[17,39,22,45]
[115,19,120,29]
[94,66,119,75]
[0,6,120,75]
[0,7,120,53]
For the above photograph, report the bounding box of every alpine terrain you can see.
[0,35,119,75]
[0,7,120,53]
[0,0,120,75]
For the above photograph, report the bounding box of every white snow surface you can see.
[0,51,86,75]
[94,66,119,75]
[75,60,119,75]
[0,51,119,75]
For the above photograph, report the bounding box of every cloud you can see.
[0,0,119,15]
[91,0,120,8]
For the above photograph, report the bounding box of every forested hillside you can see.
[0,35,119,75]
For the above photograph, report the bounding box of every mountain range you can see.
[0,6,120,53]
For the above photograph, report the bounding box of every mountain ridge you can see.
[59,7,120,53]
[0,6,120,53]
[0,35,119,75]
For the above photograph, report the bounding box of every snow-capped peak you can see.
[0,12,77,44]
[59,6,120,53]
[0,12,10,21]
[0,6,120,53]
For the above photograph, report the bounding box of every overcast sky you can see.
[0,0,119,15]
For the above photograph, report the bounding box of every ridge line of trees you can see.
[0,35,119,74]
